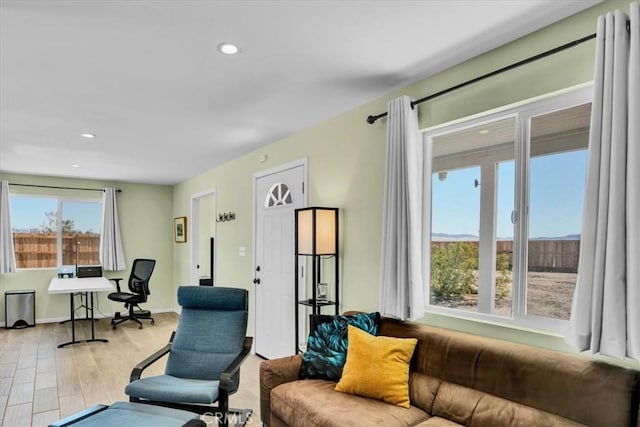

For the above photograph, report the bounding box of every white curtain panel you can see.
[100,187,126,271]
[379,95,424,321]
[0,181,17,274]
[566,2,639,360]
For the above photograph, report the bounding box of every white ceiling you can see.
[0,0,601,185]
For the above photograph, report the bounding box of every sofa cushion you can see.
[407,372,584,426]
[408,372,441,414]
[299,312,380,381]
[414,416,465,426]
[335,325,417,408]
[432,381,583,427]
[271,379,430,427]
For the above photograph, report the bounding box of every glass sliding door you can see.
[429,117,515,316]
[431,165,481,312]
[495,159,515,317]
[424,86,593,332]
[526,103,590,320]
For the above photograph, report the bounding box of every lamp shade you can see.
[296,207,337,255]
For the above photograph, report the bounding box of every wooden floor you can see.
[0,312,263,427]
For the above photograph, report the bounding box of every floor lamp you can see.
[294,207,339,353]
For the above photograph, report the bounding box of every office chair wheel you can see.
[151,319,155,325]
[112,324,117,330]
[139,324,143,329]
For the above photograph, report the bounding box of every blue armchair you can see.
[125,286,252,426]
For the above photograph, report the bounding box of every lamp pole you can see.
[75,237,80,276]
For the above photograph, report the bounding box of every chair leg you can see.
[132,317,143,329]
[111,304,154,329]
[218,391,229,427]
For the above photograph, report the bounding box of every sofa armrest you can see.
[259,354,303,426]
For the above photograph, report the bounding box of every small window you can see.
[11,196,102,269]
[265,183,293,208]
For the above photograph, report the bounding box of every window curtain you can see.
[379,95,425,321]
[566,2,639,360]
[100,187,126,271]
[0,181,17,274]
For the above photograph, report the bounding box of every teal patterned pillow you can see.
[299,312,380,381]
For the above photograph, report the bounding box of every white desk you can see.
[48,277,114,348]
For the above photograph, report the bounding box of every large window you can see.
[11,195,102,269]
[425,87,590,331]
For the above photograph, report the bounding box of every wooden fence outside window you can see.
[13,233,101,268]
[432,239,580,273]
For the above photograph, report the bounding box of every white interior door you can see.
[254,162,305,359]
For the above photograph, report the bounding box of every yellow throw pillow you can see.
[335,325,418,408]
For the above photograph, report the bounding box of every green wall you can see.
[1,0,635,369]
[172,0,638,369]
[0,172,174,321]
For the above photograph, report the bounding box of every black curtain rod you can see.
[9,183,122,193]
[366,32,597,125]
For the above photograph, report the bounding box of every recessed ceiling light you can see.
[81,133,96,139]
[217,42,240,55]
[479,130,490,134]
[71,164,80,168]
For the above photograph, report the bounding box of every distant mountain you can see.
[432,233,478,241]
[530,234,580,240]
[432,232,580,241]
[12,228,35,233]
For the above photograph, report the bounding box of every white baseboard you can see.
[0,307,180,327]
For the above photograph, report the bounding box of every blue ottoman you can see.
[49,401,205,427]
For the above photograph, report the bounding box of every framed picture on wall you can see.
[174,216,187,243]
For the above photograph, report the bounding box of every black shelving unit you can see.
[294,207,339,353]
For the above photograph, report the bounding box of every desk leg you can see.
[58,292,108,348]
[59,292,96,324]
[70,293,76,343]
[89,293,95,340]
[86,292,107,344]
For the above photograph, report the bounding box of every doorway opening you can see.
[191,190,216,285]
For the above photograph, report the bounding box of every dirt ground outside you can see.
[436,272,577,320]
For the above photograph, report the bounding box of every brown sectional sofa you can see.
[260,317,640,427]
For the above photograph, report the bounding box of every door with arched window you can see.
[254,161,305,359]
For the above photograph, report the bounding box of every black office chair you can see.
[108,259,156,329]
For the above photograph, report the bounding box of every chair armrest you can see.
[129,332,175,382]
[219,336,253,392]
[259,354,303,426]
[109,278,124,293]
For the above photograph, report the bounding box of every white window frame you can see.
[422,84,592,333]
[11,193,103,270]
